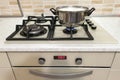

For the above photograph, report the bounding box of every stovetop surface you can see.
[6,15,95,41]
[2,16,117,45]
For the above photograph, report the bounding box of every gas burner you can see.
[20,24,47,37]
[36,17,47,23]
[63,27,77,34]
[36,14,47,23]
[36,19,47,23]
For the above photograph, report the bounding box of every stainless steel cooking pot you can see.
[50,6,95,27]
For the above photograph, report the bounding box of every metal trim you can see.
[17,0,24,17]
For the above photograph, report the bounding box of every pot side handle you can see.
[50,8,57,15]
[87,7,95,16]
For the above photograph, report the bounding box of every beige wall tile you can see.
[102,8,113,11]
[0,6,9,9]
[102,8,113,15]
[103,4,113,7]
[22,5,32,9]
[67,0,80,4]
[56,0,67,4]
[104,0,114,3]
[20,1,32,4]
[1,0,120,16]
[44,5,55,8]
[0,0,9,5]
[115,0,120,3]
[0,0,21,16]
[115,4,120,8]
[92,0,103,4]
[79,0,91,4]
[9,1,17,5]
[1,9,12,15]
[34,9,44,13]
[112,8,120,15]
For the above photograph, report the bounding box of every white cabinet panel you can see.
[108,53,120,80]
[0,68,15,80]
[108,70,120,80]
[0,53,10,67]
[111,53,120,69]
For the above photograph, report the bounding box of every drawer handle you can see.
[29,69,93,79]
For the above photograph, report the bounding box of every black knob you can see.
[75,58,82,65]
[86,19,90,22]
[89,23,94,26]
[91,25,97,30]
[38,58,45,65]
[86,20,92,24]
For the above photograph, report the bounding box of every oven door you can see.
[13,67,110,80]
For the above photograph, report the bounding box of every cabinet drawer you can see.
[0,53,10,67]
[8,52,115,67]
[0,68,15,80]
[13,67,110,80]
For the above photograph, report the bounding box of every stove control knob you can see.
[87,20,92,24]
[89,23,94,26]
[38,58,46,65]
[75,58,82,65]
[91,25,97,30]
[86,19,90,22]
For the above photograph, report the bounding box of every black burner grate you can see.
[6,15,94,41]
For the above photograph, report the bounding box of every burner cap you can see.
[36,18,47,23]
[37,20,47,23]
[20,24,47,37]
[36,14,47,23]
[63,27,77,34]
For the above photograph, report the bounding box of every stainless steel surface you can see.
[58,10,85,27]
[29,69,93,79]
[9,52,113,80]
[8,53,115,67]
[50,6,95,27]
[12,66,111,80]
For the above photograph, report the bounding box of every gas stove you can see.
[6,14,97,41]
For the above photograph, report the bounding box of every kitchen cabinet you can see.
[0,53,10,67]
[0,68,15,80]
[0,52,15,80]
[110,53,120,69]
[108,53,120,80]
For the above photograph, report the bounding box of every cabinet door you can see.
[108,70,120,80]
[0,68,15,80]
[111,53,120,69]
[108,53,120,80]
[0,53,10,67]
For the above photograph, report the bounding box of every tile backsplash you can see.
[0,0,21,16]
[0,0,120,16]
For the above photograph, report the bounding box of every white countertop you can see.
[0,17,120,52]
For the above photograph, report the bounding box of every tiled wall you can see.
[0,0,21,16]
[0,0,120,16]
